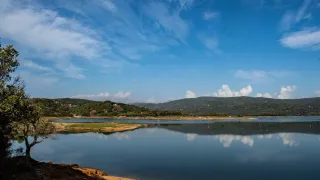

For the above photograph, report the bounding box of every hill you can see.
[135,97,320,116]
[32,98,182,117]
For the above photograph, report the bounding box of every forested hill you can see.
[32,98,182,117]
[135,97,320,116]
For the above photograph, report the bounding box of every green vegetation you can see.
[135,96,320,116]
[33,98,183,117]
[1,43,22,178]
[0,43,55,179]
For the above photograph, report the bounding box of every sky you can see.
[0,0,320,103]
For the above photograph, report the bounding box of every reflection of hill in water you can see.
[160,122,320,135]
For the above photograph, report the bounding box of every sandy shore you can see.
[52,122,148,133]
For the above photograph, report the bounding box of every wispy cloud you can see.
[19,70,58,95]
[20,60,54,73]
[178,0,195,11]
[235,70,293,81]
[256,93,273,98]
[0,1,105,78]
[0,8,101,59]
[72,91,131,102]
[143,1,190,43]
[203,11,219,21]
[279,0,312,31]
[198,34,221,53]
[99,0,117,13]
[295,0,312,22]
[316,90,320,96]
[280,28,320,50]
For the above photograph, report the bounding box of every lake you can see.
[16,119,320,180]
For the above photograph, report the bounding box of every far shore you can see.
[42,115,257,121]
[42,115,320,122]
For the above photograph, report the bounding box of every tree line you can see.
[33,99,184,117]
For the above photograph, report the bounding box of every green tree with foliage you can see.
[13,102,56,160]
[0,43,23,178]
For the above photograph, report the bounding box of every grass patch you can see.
[67,123,117,128]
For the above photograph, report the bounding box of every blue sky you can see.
[0,0,320,103]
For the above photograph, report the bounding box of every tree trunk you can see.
[25,146,31,159]
[24,138,31,160]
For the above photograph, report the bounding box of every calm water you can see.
[16,120,320,180]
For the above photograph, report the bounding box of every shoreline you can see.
[43,116,257,121]
[43,115,320,122]
[11,156,134,180]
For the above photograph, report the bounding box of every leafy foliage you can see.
[33,98,183,117]
[136,96,320,116]
[1,43,56,178]
[0,43,26,178]
[12,102,56,159]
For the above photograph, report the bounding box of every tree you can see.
[0,43,23,178]
[13,102,56,160]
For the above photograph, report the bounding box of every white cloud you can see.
[20,60,54,72]
[279,133,299,146]
[213,85,253,97]
[280,28,320,50]
[256,93,273,98]
[316,90,320,96]
[256,85,297,99]
[185,90,196,98]
[203,11,219,20]
[72,91,131,101]
[235,70,292,81]
[186,133,197,141]
[217,135,254,148]
[277,86,297,99]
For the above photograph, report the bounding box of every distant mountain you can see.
[33,98,182,117]
[135,97,320,116]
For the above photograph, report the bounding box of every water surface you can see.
[16,120,320,180]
